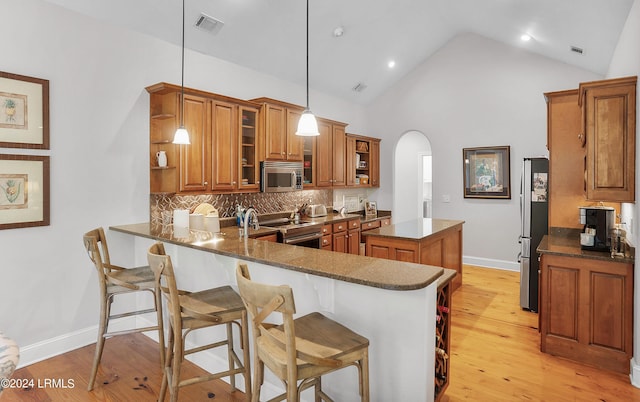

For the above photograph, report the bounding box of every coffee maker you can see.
[579,206,615,251]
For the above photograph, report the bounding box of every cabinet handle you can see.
[204,181,208,185]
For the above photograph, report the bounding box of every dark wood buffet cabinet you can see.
[147,83,380,195]
[538,236,633,374]
[541,75,636,374]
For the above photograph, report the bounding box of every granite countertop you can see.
[537,227,635,264]
[110,222,444,291]
[361,218,465,241]
[218,211,390,229]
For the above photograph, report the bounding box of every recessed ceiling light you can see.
[520,34,531,42]
[388,60,396,69]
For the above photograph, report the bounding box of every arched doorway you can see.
[393,131,432,223]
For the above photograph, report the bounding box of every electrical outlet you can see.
[442,194,451,203]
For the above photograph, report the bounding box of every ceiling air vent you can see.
[352,83,367,93]
[570,46,584,55]
[195,13,224,35]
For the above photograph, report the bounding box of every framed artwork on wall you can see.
[0,71,50,149]
[0,154,50,230]
[463,145,511,199]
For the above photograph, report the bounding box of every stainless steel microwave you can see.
[260,161,303,192]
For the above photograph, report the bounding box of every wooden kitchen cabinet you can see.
[239,106,260,190]
[321,224,332,250]
[369,138,380,187]
[539,253,633,373]
[179,94,210,192]
[346,134,381,187]
[580,76,636,202]
[148,89,180,194]
[252,98,304,162]
[147,83,263,195]
[210,99,237,191]
[545,89,584,230]
[331,219,360,254]
[317,118,347,187]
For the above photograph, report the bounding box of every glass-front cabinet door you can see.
[303,136,315,187]
[239,106,259,190]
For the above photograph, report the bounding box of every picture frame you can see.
[463,146,511,199]
[0,71,50,149]
[365,200,377,216]
[0,154,50,230]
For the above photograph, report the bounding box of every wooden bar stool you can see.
[147,242,251,402]
[83,227,165,391]
[235,263,370,402]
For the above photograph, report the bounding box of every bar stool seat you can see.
[147,242,251,402]
[83,227,165,392]
[236,263,370,402]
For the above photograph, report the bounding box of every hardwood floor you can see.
[443,265,640,402]
[2,332,245,401]
[4,265,640,401]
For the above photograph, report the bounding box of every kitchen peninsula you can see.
[111,221,454,401]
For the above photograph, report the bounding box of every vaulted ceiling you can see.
[44,0,635,104]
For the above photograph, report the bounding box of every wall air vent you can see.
[570,46,584,55]
[352,83,367,93]
[195,13,225,35]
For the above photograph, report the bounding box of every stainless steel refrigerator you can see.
[519,157,548,312]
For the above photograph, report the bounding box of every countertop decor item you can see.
[463,145,511,199]
[295,0,319,136]
[172,0,190,144]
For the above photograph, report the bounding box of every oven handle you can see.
[282,231,323,244]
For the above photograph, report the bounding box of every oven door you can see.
[282,232,322,249]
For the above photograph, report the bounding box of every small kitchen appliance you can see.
[304,204,327,217]
[260,161,303,192]
[579,206,615,252]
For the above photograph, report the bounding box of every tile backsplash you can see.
[150,189,332,225]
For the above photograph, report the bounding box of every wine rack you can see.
[435,270,454,400]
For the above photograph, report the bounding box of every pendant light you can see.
[295,0,319,136]
[173,0,190,144]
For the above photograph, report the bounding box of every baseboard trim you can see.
[17,317,137,369]
[463,256,519,271]
[630,358,640,388]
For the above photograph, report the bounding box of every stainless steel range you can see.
[260,218,323,248]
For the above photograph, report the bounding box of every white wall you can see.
[0,0,365,358]
[604,0,640,386]
[367,33,601,268]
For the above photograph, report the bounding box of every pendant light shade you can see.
[173,0,190,144]
[296,0,319,136]
[296,109,319,136]
[173,127,190,144]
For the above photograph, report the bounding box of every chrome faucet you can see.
[243,207,259,237]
